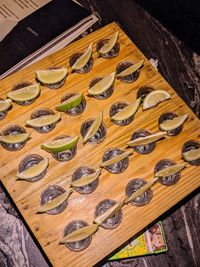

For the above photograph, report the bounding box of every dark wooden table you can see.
[0,1,199,266]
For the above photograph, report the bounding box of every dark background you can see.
[135,0,200,54]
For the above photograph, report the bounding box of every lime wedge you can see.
[159,114,188,131]
[71,169,101,187]
[59,223,99,244]
[182,148,200,162]
[56,93,83,111]
[99,31,119,54]
[7,84,40,102]
[83,111,103,144]
[126,178,158,203]
[0,99,12,112]
[41,136,79,153]
[0,133,30,144]
[111,98,141,121]
[26,113,61,128]
[117,60,144,77]
[154,162,187,178]
[94,199,125,225]
[127,132,167,147]
[72,43,93,71]
[16,157,49,180]
[35,68,67,84]
[143,89,171,110]
[37,188,73,213]
[100,150,133,168]
[88,72,116,96]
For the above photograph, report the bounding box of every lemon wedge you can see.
[83,111,103,144]
[159,114,188,131]
[16,157,49,180]
[100,150,133,167]
[182,148,200,162]
[41,136,79,153]
[59,223,99,244]
[99,31,119,54]
[26,113,61,128]
[88,72,116,96]
[7,84,40,102]
[35,68,67,84]
[143,89,171,110]
[127,131,167,147]
[72,43,93,71]
[0,99,12,112]
[56,93,83,111]
[111,98,141,121]
[71,169,101,188]
[117,60,144,77]
[0,133,30,144]
[37,188,73,213]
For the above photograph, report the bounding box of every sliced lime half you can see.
[83,111,103,144]
[7,84,40,102]
[26,113,61,128]
[159,114,188,131]
[16,157,49,180]
[88,72,116,96]
[111,98,141,121]
[72,43,93,71]
[56,93,83,111]
[99,31,119,54]
[35,68,67,84]
[0,99,12,112]
[0,133,30,144]
[41,136,79,153]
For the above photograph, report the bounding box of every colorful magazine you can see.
[110,222,167,260]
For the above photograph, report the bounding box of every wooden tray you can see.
[0,22,199,267]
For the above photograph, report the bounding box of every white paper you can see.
[0,0,51,41]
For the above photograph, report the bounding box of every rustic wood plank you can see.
[0,22,199,267]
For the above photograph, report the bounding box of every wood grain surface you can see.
[0,23,199,267]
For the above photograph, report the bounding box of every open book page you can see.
[0,0,98,79]
[0,0,51,41]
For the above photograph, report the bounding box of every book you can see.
[110,222,167,260]
[0,0,99,79]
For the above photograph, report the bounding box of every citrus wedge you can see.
[159,114,188,131]
[111,98,141,121]
[83,111,103,144]
[35,68,67,84]
[26,113,61,128]
[182,148,200,162]
[154,162,187,178]
[127,131,167,147]
[16,157,49,180]
[7,84,40,102]
[41,136,79,153]
[71,43,93,71]
[94,199,125,225]
[56,93,83,111]
[126,178,158,203]
[100,150,133,168]
[88,72,116,96]
[59,223,99,244]
[143,89,171,110]
[71,169,101,188]
[99,31,119,54]
[117,59,144,77]
[0,99,12,112]
[0,133,30,144]
[37,188,73,213]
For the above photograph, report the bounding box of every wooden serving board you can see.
[0,22,199,267]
